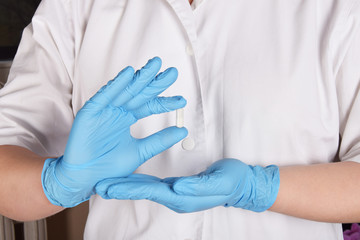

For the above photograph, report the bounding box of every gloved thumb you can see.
[137,126,188,164]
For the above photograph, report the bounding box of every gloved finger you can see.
[123,67,178,110]
[137,126,188,164]
[96,174,177,202]
[95,174,161,199]
[172,170,236,196]
[96,178,121,199]
[131,96,186,120]
[113,57,162,107]
[89,66,134,107]
[97,175,227,213]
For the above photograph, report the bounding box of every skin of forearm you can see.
[2,144,359,224]
[0,145,63,221]
[270,161,360,223]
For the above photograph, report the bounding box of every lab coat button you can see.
[186,44,194,56]
[182,137,195,150]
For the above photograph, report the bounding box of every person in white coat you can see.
[0,0,360,239]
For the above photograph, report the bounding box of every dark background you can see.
[0,0,41,60]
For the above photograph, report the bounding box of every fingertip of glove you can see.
[95,183,110,199]
[105,187,116,199]
[174,96,187,107]
[145,57,162,70]
[164,126,188,145]
[172,178,196,195]
[174,126,188,139]
[151,56,162,64]
[105,184,127,200]
[117,66,135,78]
[154,67,178,85]
[155,96,186,111]
[172,183,186,195]
[165,67,178,78]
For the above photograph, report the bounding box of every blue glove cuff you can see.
[41,157,91,208]
[233,165,280,212]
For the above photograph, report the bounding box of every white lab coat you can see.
[1,0,360,239]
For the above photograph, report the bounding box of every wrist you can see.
[233,164,280,212]
[41,157,92,208]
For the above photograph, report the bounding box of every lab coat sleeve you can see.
[335,2,360,164]
[0,0,74,157]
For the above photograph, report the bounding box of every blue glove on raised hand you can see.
[42,57,188,207]
[96,158,280,213]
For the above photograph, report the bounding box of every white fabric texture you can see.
[0,0,360,239]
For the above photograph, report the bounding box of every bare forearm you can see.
[270,161,360,223]
[0,145,63,221]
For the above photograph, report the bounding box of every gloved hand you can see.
[96,158,280,213]
[42,57,188,207]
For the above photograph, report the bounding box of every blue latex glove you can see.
[96,158,280,213]
[42,57,188,207]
